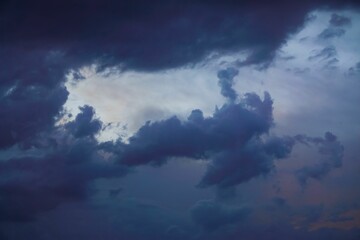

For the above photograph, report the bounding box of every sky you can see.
[0,1,360,239]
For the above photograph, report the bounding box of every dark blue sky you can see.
[1,1,360,239]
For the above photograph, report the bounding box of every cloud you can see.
[0,82,68,149]
[116,70,272,161]
[329,13,352,27]
[318,27,346,39]
[294,132,344,186]
[2,1,359,72]
[318,13,351,39]
[0,0,357,227]
[66,105,102,138]
[191,200,250,231]
[217,67,239,102]
[0,1,331,71]
[1,1,358,151]
[0,107,128,222]
[117,91,274,167]
[109,69,345,191]
[111,69,300,191]
[198,136,295,189]
[348,61,360,75]
[0,65,346,223]
[308,46,337,61]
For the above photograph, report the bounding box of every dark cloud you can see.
[1,1,359,72]
[113,70,299,190]
[0,65,345,224]
[294,132,344,186]
[0,47,77,150]
[191,200,250,231]
[118,91,273,167]
[0,0,357,233]
[112,69,345,191]
[0,1,324,71]
[1,0,358,151]
[329,13,352,27]
[198,136,295,189]
[0,82,68,149]
[217,67,239,102]
[66,105,102,138]
[0,107,128,222]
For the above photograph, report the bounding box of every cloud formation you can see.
[3,0,352,71]
[114,70,291,190]
[0,1,355,234]
[0,63,346,224]
[0,106,128,222]
[1,0,358,152]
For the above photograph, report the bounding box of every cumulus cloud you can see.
[114,84,273,167]
[0,64,346,223]
[100,69,344,192]
[113,70,288,190]
[197,136,295,189]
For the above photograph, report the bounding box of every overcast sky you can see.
[1,1,360,239]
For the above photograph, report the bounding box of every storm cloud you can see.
[0,1,358,238]
[1,0,358,151]
[0,106,128,222]
[113,69,318,190]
